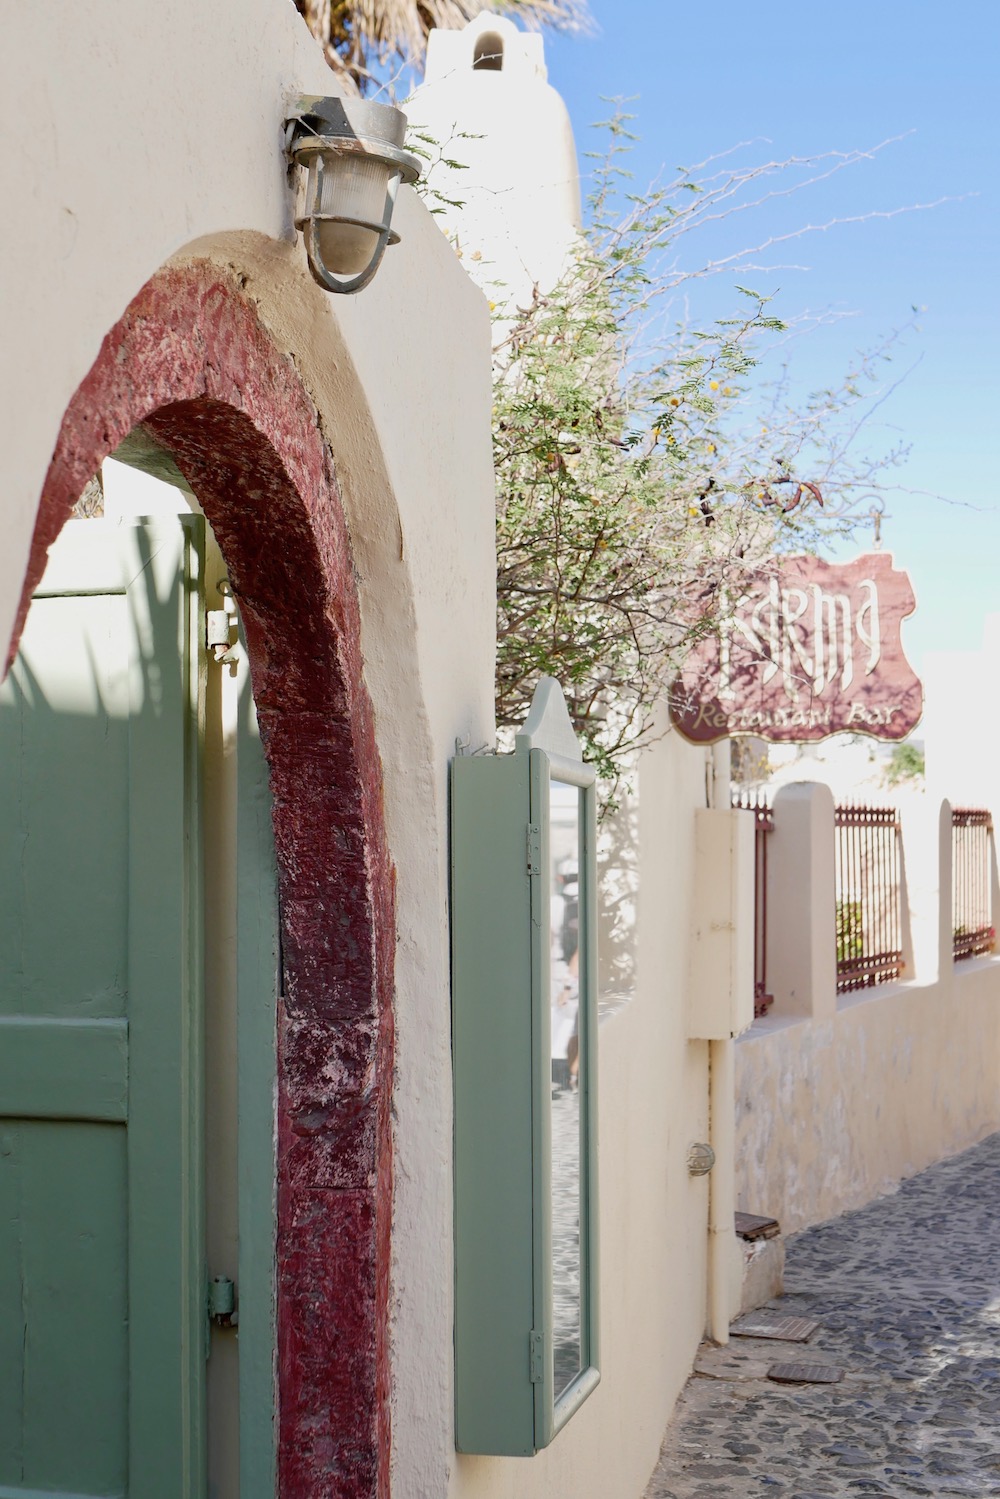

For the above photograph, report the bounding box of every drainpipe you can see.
[707,741,734,1346]
[707,1035,735,1344]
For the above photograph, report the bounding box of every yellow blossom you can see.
[709,380,719,391]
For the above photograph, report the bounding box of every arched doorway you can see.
[6,263,395,1498]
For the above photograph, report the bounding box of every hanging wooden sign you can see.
[669,552,922,744]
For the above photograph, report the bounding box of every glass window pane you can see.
[549,779,583,1398]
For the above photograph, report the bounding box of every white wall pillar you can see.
[767,782,836,1021]
[897,796,942,986]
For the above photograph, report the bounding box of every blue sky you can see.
[542,0,1000,675]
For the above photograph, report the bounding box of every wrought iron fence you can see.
[834,803,903,993]
[952,808,995,961]
[732,790,774,1018]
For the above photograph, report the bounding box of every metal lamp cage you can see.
[286,96,421,294]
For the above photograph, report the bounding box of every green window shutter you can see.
[452,678,601,1457]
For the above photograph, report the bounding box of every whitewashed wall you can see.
[409,18,741,1493]
[4,3,758,1493]
[2,4,498,1495]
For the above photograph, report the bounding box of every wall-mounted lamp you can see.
[285,95,421,295]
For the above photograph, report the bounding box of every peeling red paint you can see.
[14,263,395,1497]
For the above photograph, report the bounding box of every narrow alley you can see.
[647,1134,1000,1498]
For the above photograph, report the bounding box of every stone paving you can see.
[645,1133,1000,1498]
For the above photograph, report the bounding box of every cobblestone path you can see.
[645,1133,1000,1498]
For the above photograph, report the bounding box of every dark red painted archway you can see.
[13,263,395,1499]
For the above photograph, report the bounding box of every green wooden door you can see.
[0,517,207,1499]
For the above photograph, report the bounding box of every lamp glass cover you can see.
[315,154,394,276]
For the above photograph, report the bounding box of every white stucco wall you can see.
[409,20,726,1493]
[3,4,496,1494]
[2,2,316,645]
[6,6,741,1495]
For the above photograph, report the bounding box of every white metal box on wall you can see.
[687,808,755,1039]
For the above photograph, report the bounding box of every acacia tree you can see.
[491,118,914,788]
[285,0,920,792]
[294,0,590,91]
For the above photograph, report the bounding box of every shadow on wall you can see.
[597,793,639,1014]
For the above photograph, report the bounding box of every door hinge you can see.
[527,823,541,877]
[529,1330,544,1384]
[207,580,239,665]
[206,609,238,665]
[208,1275,238,1329]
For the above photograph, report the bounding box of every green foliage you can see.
[492,114,911,790]
[836,899,864,964]
[885,741,925,785]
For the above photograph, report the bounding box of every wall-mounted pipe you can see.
[707,1036,735,1344]
[707,740,735,1346]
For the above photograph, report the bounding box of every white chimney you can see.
[409,12,582,310]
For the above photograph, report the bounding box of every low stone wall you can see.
[735,783,1000,1233]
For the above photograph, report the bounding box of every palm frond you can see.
[295,0,592,91]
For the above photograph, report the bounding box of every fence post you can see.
[767,783,836,1021]
[896,797,939,985]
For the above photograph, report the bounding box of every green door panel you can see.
[0,1120,128,1495]
[0,1018,128,1121]
[0,591,130,1019]
[0,518,206,1499]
